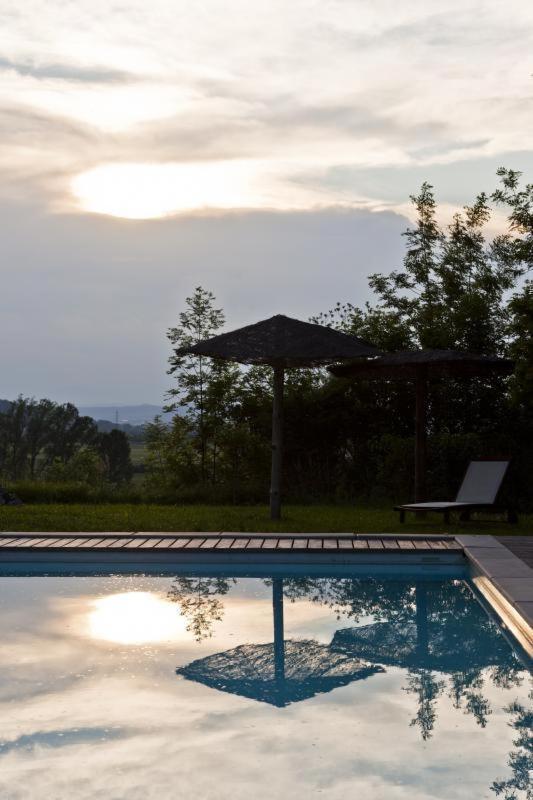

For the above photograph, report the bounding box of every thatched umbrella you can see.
[177,579,382,706]
[329,350,513,502]
[178,314,379,518]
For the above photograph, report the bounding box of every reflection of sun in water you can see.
[72,161,266,219]
[88,592,187,645]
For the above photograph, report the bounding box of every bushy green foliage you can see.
[0,397,133,489]
[6,481,143,504]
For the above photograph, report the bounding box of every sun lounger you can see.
[395,460,517,524]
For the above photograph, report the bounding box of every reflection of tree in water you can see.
[404,670,445,741]
[283,576,526,741]
[169,573,530,795]
[491,688,533,800]
[167,577,235,641]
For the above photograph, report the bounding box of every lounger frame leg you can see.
[507,507,518,524]
[443,510,450,525]
[399,510,405,524]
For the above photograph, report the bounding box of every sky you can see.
[1,0,532,404]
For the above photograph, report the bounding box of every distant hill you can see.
[0,399,11,413]
[78,404,174,425]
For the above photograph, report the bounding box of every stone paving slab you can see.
[516,602,533,629]
[490,576,533,603]
[464,549,533,578]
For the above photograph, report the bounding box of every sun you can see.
[71,161,265,219]
[87,591,188,645]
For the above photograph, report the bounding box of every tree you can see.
[492,167,533,272]
[43,403,97,467]
[97,429,133,485]
[144,414,199,495]
[166,286,241,483]
[0,397,99,482]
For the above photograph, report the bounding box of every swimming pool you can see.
[0,567,531,799]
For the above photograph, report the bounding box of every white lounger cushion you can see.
[456,461,509,504]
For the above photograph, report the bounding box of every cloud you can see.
[0,56,137,84]
[0,0,531,399]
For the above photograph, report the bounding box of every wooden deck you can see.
[0,533,461,552]
[498,536,533,569]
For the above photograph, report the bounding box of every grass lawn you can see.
[0,503,531,535]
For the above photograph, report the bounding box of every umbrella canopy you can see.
[177,640,383,707]
[178,314,379,367]
[329,349,513,502]
[179,314,380,518]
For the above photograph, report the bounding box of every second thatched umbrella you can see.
[330,349,513,502]
[178,314,379,519]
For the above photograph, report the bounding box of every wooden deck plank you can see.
[114,538,145,548]
[138,538,164,548]
[413,539,430,550]
[276,538,294,549]
[1,536,46,547]
[214,538,236,549]
[322,538,338,549]
[382,539,400,549]
[196,538,218,549]
[352,539,369,549]
[398,539,416,550]
[246,538,265,549]
[18,536,63,547]
[338,539,354,549]
[184,537,206,548]
[428,540,447,550]
[366,539,384,549]
[261,539,280,549]
[0,536,27,546]
[60,537,102,548]
[168,537,193,549]
[73,537,108,548]
[152,537,179,548]
[291,538,309,549]
[231,538,251,549]
[15,536,54,547]
[307,538,324,549]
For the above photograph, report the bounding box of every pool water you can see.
[0,571,531,799]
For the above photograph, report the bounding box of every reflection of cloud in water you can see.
[0,726,129,755]
[0,575,530,800]
[87,592,188,645]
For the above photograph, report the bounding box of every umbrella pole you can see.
[272,578,285,684]
[414,368,428,503]
[270,364,284,520]
[415,582,429,661]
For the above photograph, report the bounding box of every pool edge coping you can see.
[457,534,533,657]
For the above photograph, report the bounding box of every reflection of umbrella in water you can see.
[177,579,383,707]
[330,584,521,673]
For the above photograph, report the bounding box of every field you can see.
[0,503,531,535]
